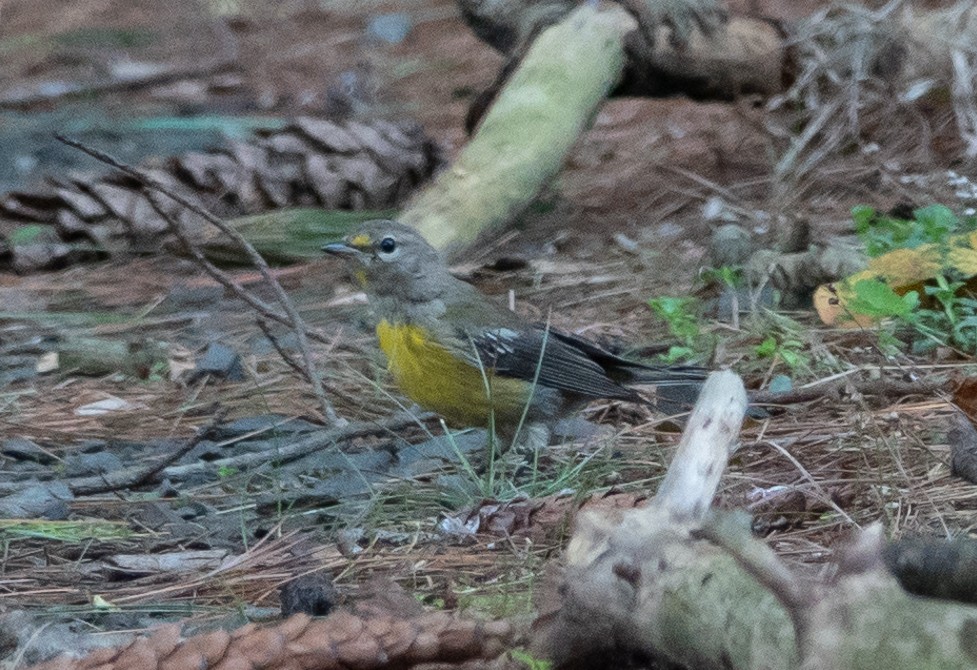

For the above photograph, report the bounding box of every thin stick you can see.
[749,377,946,406]
[55,134,341,426]
[161,414,425,479]
[146,190,290,329]
[257,318,309,378]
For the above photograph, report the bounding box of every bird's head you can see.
[323,220,450,303]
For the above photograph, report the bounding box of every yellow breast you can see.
[375,319,531,428]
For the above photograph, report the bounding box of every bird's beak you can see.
[322,242,354,255]
[322,241,366,261]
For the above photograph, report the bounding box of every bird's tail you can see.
[624,363,709,387]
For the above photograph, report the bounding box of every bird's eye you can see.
[378,237,397,254]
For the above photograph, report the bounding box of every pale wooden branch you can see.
[405,3,977,255]
[652,369,747,521]
[400,3,636,254]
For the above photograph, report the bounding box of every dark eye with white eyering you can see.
[379,237,397,253]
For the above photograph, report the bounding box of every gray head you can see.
[322,220,454,304]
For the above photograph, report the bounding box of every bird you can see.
[323,220,706,448]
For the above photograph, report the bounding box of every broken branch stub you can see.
[534,371,800,669]
[653,369,747,521]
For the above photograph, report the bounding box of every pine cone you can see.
[0,116,443,273]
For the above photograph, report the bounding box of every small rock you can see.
[709,223,755,267]
[0,481,73,518]
[64,451,124,477]
[366,13,412,44]
[767,374,793,395]
[280,573,339,617]
[211,414,320,439]
[175,501,211,520]
[186,440,223,462]
[551,417,609,441]
[41,499,70,521]
[191,342,245,382]
[133,502,185,531]
[156,478,179,498]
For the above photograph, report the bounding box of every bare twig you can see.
[55,134,342,426]
[256,318,308,378]
[160,413,429,480]
[146,191,289,326]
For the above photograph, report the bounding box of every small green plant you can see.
[754,334,806,370]
[848,203,977,353]
[852,203,975,257]
[648,296,703,362]
[700,265,743,289]
[850,276,977,353]
[217,465,240,479]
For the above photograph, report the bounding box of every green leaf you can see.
[849,280,918,319]
[779,348,804,369]
[648,296,700,344]
[851,205,877,233]
[755,336,777,358]
[913,204,957,240]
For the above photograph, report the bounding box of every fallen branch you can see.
[403,2,977,255]
[68,409,226,496]
[400,3,635,253]
[749,376,948,406]
[0,414,428,498]
[0,412,223,498]
[159,413,431,480]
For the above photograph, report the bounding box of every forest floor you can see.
[0,0,974,664]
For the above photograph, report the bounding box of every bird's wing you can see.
[437,289,701,399]
[459,324,641,401]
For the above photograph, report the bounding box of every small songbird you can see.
[324,220,705,446]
